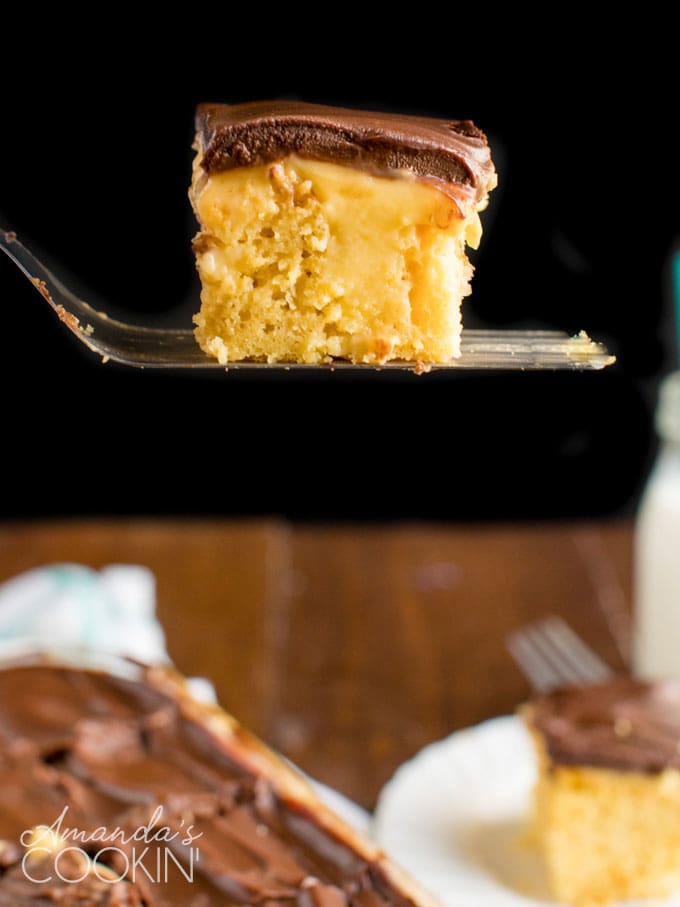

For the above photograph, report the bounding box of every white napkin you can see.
[0,563,219,705]
[0,563,168,663]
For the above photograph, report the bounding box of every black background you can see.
[1,19,677,522]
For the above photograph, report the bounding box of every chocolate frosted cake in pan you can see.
[522,677,680,906]
[190,101,496,365]
[0,658,439,907]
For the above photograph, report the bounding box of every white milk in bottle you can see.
[634,371,680,679]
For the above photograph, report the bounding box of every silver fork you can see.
[506,615,614,692]
[0,227,616,371]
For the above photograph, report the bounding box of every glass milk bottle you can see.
[634,371,680,679]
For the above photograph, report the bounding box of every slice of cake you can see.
[522,677,680,906]
[190,100,496,365]
[0,656,440,907]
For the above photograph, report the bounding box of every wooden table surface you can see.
[0,518,633,809]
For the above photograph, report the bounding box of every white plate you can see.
[373,715,680,907]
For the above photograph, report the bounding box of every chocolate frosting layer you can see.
[527,676,680,773]
[0,664,417,907]
[195,101,496,206]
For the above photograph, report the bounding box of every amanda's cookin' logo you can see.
[21,806,203,885]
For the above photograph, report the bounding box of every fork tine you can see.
[541,616,613,683]
[506,630,564,692]
[523,623,588,689]
[507,616,614,693]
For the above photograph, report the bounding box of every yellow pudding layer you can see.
[190,155,484,364]
[528,730,680,905]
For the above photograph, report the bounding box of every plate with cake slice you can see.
[373,679,680,907]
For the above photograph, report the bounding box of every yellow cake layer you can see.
[190,155,483,364]
[529,731,680,905]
